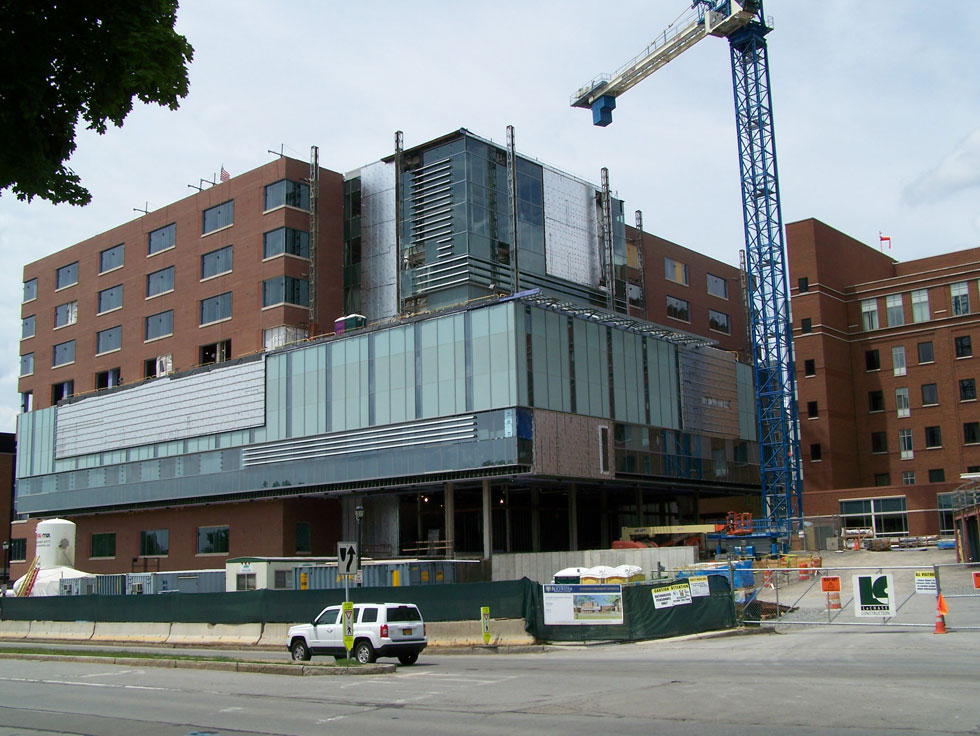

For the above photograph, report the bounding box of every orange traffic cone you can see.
[935,594,949,634]
[852,537,860,551]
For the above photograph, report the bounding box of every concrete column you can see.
[531,488,541,552]
[568,484,578,551]
[504,489,512,553]
[443,483,455,555]
[482,479,492,560]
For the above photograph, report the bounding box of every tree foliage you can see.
[0,1,194,205]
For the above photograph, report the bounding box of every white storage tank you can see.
[35,518,76,569]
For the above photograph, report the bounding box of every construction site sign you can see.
[914,571,937,594]
[652,582,693,609]
[821,576,841,593]
[542,584,624,625]
[853,574,896,617]
[687,576,711,597]
[973,571,980,590]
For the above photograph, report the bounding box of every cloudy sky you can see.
[1,1,978,433]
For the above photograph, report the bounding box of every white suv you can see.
[287,602,427,665]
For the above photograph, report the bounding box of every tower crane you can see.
[571,0,802,548]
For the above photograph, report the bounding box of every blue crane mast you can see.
[570,0,802,546]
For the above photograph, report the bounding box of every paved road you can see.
[1,628,977,735]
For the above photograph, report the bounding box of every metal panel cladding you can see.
[542,167,601,287]
[357,161,398,321]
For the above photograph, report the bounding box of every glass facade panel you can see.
[99,243,124,273]
[96,326,121,354]
[264,180,310,211]
[200,292,232,325]
[840,497,907,537]
[148,223,176,255]
[202,201,234,234]
[262,276,308,307]
[201,245,233,279]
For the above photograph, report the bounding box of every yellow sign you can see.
[481,606,491,645]
[342,601,355,652]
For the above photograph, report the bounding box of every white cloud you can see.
[904,128,980,204]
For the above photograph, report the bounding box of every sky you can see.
[1,0,979,433]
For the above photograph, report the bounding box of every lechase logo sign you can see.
[853,574,897,618]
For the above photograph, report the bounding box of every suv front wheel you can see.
[290,639,311,661]
[353,640,376,664]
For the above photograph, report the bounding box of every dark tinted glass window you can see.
[264,180,310,210]
[91,533,116,558]
[148,223,176,254]
[921,383,938,405]
[139,529,169,556]
[918,341,934,363]
[865,350,880,371]
[200,292,232,325]
[960,378,976,401]
[96,326,121,354]
[99,243,124,273]
[202,201,234,234]
[145,310,174,340]
[56,262,78,289]
[804,359,815,376]
[98,284,123,313]
[201,245,233,278]
[360,607,379,623]
[146,267,174,297]
[386,605,422,622]
[955,335,972,358]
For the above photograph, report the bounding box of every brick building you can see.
[788,218,980,537]
[12,131,759,579]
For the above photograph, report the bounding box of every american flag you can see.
[220,166,230,183]
[879,232,891,250]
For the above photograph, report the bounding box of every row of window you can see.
[21,180,309,304]
[803,338,971,381]
[859,281,975,331]
[664,258,730,300]
[665,295,731,334]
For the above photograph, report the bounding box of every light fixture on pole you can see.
[354,503,365,587]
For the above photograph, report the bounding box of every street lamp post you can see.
[354,503,365,588]
[1,540,9,597]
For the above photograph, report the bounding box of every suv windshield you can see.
[386,605,421,622]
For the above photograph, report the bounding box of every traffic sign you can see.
[342,600,355,652]
[337,541,359,577]
[821,576,841,593]
[481,606,491,645]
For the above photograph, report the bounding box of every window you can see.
[144,354,172,378]
[938,492,956,535]
[96,326,122,355]
[262,276,309,308]
[274,570,292,589]
[929,468,946,483]
[9,538,26,562]
[236,573,257,591]
[98,284,123,313]
[950,282,970,316]
[865,349,880,371]
[22,315,35,339]
[200,292,232,325]
[861,298,878,330]
[874,473,891,487]
[960,378,976,401]
[264,179,310,211]
[840,497,908,536]
[99,243,124,273]
[95,368,121,389]
[51,380,73,403]
[145,310,174,341]
[965,421,980,445]
[148,223,176,255]
[197,526,229,554]
[202,201,234,234]
[886,294,904,326]
[91,533,116,558]
[798,277,809,293]
[264,325,306,350]
[896,387,910,418]
[295,522,311,554]
[955,335,972,358]
[146,266,174,298]
[921,383,938,406]
[810,443,821,461]
[55,262,78,289]
[902,471,915,486]
[899,428,913,460]
[19,353,34,377]
[263,228,310,259]
[892,346,906,376]
[23,278,37,302]
[52,340,75,367]
[708,309,730,334]
[871,431,888,454]
[868,391,884,412]
[139,529,169,556]
[804,359,815,376]
[911,289,929,322]
[664,257,688,285]
[20,391,32,413]
[917,341,934,363]
[54,300,78,328]
[807,400,818,419]
[706,273,728,298]
[199,340,231,365]
[201,245,233,279]
[800,318,812,333]
[360,607,379,624]
[925,426,942,448]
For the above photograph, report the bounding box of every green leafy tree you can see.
[0,1,194,205]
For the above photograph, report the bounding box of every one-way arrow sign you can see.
[337,541,359,576]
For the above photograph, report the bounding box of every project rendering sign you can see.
[853,574,896,617]
[542,584,624,625]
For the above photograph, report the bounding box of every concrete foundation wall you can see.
[491,546,697,584]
